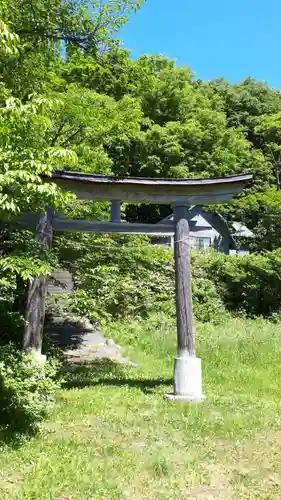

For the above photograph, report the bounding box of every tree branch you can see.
[60,126,85,146]
[50,119,68,147]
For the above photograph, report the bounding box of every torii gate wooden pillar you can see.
[22,171,252,402]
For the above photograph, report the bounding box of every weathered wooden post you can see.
[166,205,205,402]
[110,201,122,223]
[23,208,54,362]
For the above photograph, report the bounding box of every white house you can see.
[154,206,254,255]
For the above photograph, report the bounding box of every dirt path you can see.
[44,316,137,366]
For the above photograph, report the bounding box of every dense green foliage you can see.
[198,249,281,318]
[53,241,281,324]
[0,344,59,436]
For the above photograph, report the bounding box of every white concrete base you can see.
[165,356,205,402]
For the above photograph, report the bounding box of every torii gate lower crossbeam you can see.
[21,171,252,402]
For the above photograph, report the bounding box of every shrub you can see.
[204,249,281,317]
[57,235,227,324]
[0,344,60,436]
[192,275,227,323]
[56,232,281,323]
[59,237,176,322]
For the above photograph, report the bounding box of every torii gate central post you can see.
[20,171,252,401]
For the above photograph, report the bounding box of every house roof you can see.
[158,206,254,239]
[231,221,254,238]
[190,214,212,228]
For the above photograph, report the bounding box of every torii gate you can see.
[21,170,252,402]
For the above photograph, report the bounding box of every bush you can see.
[56,232,281,323]
[0,344,60,436]
[192,275,227,323]
[204,249,281,317]
[57,235,227,324]
[59,237,176,322]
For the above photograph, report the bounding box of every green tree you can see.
[229,189,281,251]
[6,0,143,54]
[254,112,281,189]
[209,77,281,133]
[1,0,144,97]
[0,96,75,218]
[0,95,75,341]
[44,85,142,174]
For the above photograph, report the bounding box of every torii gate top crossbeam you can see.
[45,171,253,205]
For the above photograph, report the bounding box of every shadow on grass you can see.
[62,359,172,394]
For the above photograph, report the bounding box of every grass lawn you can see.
[1,315,281,499]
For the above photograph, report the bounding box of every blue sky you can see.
[120,0,281,88]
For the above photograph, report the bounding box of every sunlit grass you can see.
[1,315,281,499]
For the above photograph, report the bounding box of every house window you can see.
[190,237,211,250]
